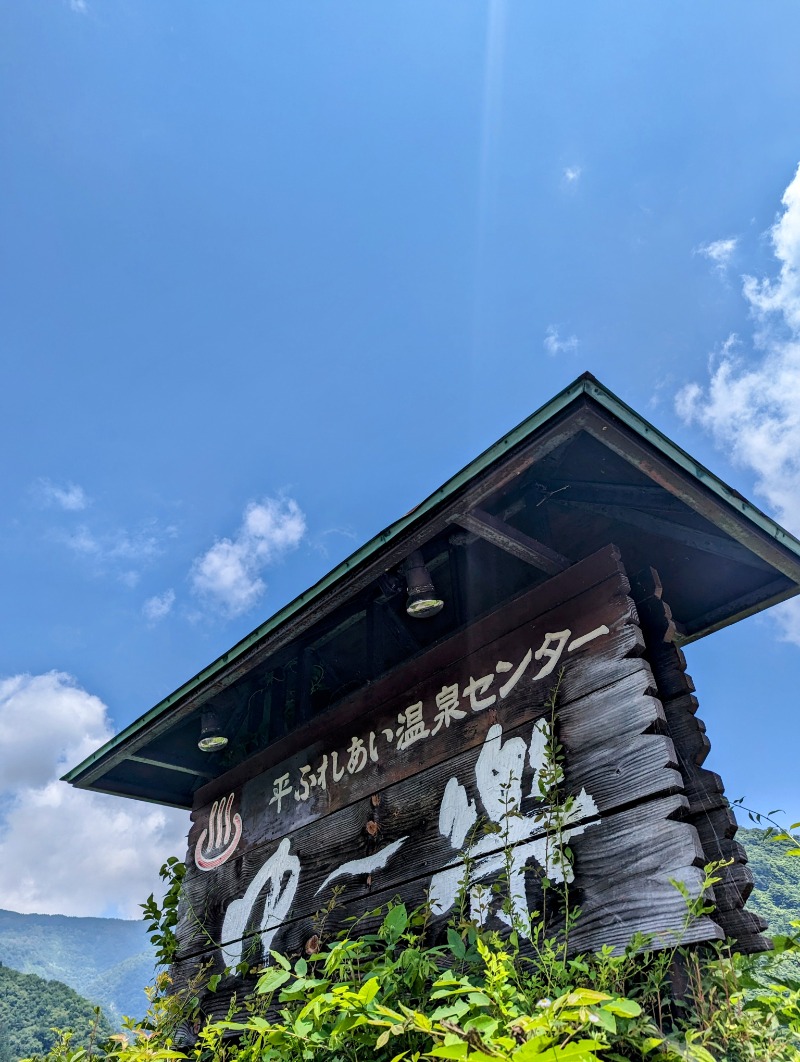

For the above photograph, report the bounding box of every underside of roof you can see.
[63,372,800,808]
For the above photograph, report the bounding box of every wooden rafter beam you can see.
[679,576,792,643]
[129,754,215,779]
[533,480,683,512]
[453,508,570,576]
[553,498,775,573]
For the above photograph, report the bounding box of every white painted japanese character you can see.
[220,837,300,969]
[269,772,292,815]
[316,837,408,894]
[431,683,467,735]
[428,722,599,937]
[347,736,368,774]
[331,749,345,782]
[294,764,314,802]
[396,701,431,750]
[382,727,395,743]
[368,731,379,762]
[533,630,571,679]
[462,673,496,711]
[568,624,610,652]
[496,648,533,698]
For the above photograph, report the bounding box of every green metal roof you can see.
[63,372,800,796]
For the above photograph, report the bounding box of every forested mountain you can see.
[740,828,800,935]
[0,910,154,1025]
[0,965,112,1061]
[740,828,800,942]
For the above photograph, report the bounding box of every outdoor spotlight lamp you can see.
[403,550,444,618]
[198,709,228,752]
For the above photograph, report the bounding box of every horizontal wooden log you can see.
[171,794,723,1025]
[566,794,723,954]
[176,666,683,961]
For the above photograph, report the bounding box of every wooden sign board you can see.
[172,546,764,1019]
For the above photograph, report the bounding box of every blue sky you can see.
[2,0,800,917]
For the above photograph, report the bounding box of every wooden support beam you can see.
[453,508,570,576]
[129,755,215,779]
[680,576,792,643]
[555,498,775,573]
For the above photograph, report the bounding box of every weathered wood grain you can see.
[171,793,722,1026]
[175,666,684,960]
[189,614,648,870]
[629,566,769,953]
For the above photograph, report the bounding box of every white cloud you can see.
[143,589,175,623]
[55,521,169,583]
[544,325,580,357]
[695,236,738,274]
[190,496,306,617]
[69,0,88,12]
[0,672,187,917]
[676,163,800,643]
[33,479,89,512]
[563,166,582,184]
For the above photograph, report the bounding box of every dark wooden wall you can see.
[171,545,761,1021]
[630,566,768,953]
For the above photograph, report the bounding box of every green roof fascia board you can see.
[62,372,800,784]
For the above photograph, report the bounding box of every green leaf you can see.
[447,928,466,959]
[256,968,291,994]
[270,950,292,970]
[550,1040,605,1059]
[590,1008,616,1033]
[602,997,641,1017]
[467,991,492,1007]
[464,1014,499,1036]
[565,989,612,1005]
[359,977,381,1004]
[429,1046,469,1059]
[382,903,409,944]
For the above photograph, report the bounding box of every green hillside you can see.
[0,964,112,1061]
[0,910,154,1024]
[740,827,800,940]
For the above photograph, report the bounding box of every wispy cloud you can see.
[190,496,306,617]
[544,325,580,357]
[54,519,172,585]
[563,166,582,185]
[69,0,88,13]
[32,479,89,512]
[695,236,738,274]
[0,671,187,917]
[143,589,175,624]
[676,162,800,643]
